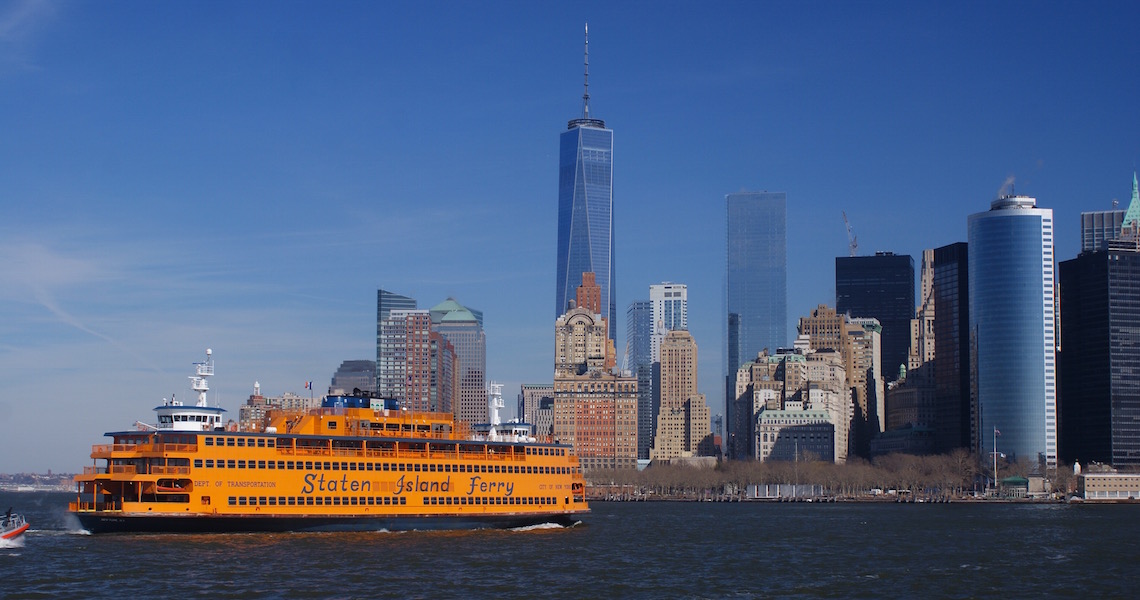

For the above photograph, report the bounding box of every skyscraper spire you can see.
[1124,171,1140,232]
[582,22,591,119]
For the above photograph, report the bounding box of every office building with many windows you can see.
[725,191,787,458]
[430,298,487,426]
[836,252,914,383]
[1060,175,1140,467]
[555,27,615,340]
[968,195,1057,469]
[627,299,655,459]
[932,242,972,452]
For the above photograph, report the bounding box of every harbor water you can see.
[3,491,1138,598]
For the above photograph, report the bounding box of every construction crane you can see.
[842,211,858,257]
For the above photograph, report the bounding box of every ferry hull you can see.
[75,511,584,534]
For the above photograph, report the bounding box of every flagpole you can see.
[993,426,998,496]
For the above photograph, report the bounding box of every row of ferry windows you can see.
[202,436,565,457]
[229,496,407,507]
[425,496,557,506]
[225,495,557,507]
[205,437,275,448]
[194,458,574,475]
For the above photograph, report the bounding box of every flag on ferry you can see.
[305,381,312,390]
[994,428,1001,435]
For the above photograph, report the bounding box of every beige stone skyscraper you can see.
[797,304,883,456]
[553,273,638,470]
[651,330,713,460]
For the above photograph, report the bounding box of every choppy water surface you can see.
[3,491,1138,598]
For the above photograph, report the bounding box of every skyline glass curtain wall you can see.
[556,121,615,341]
[835,253,915,383]
[932,242,971,453]
[627,299,655,461]
[725,191,787,458]
[1059,247,1140,467]
[968,196,1057,470]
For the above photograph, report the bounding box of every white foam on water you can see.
[509,522,566,532]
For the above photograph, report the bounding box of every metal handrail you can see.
[150,466,190,475]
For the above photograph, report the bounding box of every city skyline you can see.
[3,3,1139,472]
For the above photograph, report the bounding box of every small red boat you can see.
[1,510,28,541]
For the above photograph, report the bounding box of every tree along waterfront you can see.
[585,450,1079,501]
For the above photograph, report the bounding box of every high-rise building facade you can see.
[1060,175,1140,467]
[649,283,688,361]
[651,330,712,460]
[1082,210,1125,253]
[330,360,376,395]
[968,195,1056,469]
[518,383,555,436]
[627,299,655,460]
[628,283,690,461]
[377,309,457,414]
[725,191,787,458]
[909,249,936,374]
[555,28,615,341]
[376,289,417,390]
[835,252,915,382]
[1059,247,1140,466]
[430,298,487,425]
[797,305,882,457]
[932,242,972,452]
[553,306,638,471]
[553,272,637,470]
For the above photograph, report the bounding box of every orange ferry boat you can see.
[71,350,589,533]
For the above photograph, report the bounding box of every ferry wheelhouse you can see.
[70,350,589,533]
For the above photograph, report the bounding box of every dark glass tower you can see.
[556,25,615,340]
[932,242,971,452]
[1060,175,1140,467]
[835,252,915,382]
[725,191,787,459]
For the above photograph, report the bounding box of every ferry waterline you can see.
[70,350,589,533]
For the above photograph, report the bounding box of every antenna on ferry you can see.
[190,348,215,407]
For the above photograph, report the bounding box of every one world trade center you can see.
[555,24,615,341]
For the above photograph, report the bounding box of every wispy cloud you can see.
[0,0,55,72]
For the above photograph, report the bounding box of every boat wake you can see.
[0,537,25,549]
[510,522,568,532]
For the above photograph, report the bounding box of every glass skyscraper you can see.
[835,252,915,382]
[725,191,787,459]
[1060,247,1140,466]
[932,242,971,453]
[556,122,614,339]
[627,299,654,460]
[968,195,1057,469]
[1060,175,1140,467]
[555,29,615,340]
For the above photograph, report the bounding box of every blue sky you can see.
[2,1,1138,472]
